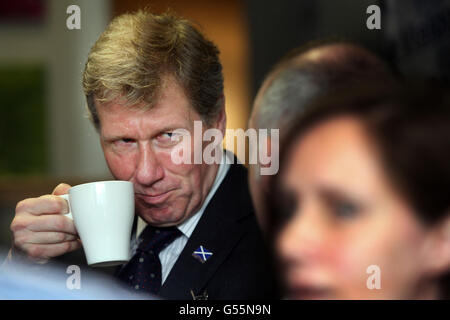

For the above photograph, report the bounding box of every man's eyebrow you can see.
[158,125,185,132]
[101,125,188,140]
[101,134,127,141]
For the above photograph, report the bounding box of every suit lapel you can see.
[159,164,251,299]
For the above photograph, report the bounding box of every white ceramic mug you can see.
[59,180,134,267]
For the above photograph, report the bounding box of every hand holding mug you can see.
[10,183,81,264]
[10,181,135,267]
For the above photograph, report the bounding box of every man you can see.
[8,10,277,299]
[248,41,397,233]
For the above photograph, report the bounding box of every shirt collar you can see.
[136,149,232,239]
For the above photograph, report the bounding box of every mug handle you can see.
[57,194,73,220]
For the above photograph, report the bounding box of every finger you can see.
[52,183,72,196]
[14,215,78,235]
[24,240,82,260]
[16,195,69,216]
[18,232,79,245]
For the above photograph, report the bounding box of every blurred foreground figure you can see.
[271,84,450,299]
[248,41,396,232]
[0,249,151,299]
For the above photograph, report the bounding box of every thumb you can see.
[52,183,72,195]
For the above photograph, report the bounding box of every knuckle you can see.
[63,241,72,252]
[10,217,26,233]
[15,199,29,213]
[52,216,66,231]
[13,235,26,248]
[40,195,64,213]
[28,245,44,259]
[56,232,67,242]
[10,221,18,233]
[53,198,65,213]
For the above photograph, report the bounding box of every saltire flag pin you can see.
[192,245,213,263]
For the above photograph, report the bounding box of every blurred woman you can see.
[270,84,450,299]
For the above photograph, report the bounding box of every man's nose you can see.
[134,144,164,186]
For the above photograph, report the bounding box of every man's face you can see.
[96,77,223,227]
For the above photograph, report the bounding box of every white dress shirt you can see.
[133,150,232,284]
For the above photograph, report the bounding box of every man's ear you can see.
[420,214,450,276]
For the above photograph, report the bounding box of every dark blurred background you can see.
[1,0,449,260]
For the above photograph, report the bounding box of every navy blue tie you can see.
[117,225,182,295]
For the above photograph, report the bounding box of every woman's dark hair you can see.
[269,82,450,298]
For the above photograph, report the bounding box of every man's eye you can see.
[158,132,182,143]
[161,132,174,139]
[112,138,135,146]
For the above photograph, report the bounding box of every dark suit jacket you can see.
[158,163,278,299]
[54,163,279,299]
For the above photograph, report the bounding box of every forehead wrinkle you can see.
[100,102,196,141]
[98,75,199,139]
